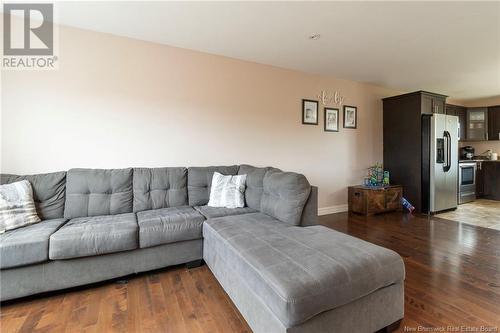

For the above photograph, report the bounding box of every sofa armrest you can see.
[300,186,318,226]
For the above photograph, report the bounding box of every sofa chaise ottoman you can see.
[204,213,405,333]
[0,164,404,332]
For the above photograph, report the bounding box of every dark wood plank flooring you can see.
[321,212,500,331]
[1,212,499,332]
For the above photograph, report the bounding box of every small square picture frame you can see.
[302,99,319,125]
[343,105,357,129]
[324,108,339,132]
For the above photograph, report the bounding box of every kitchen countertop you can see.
[459,159,500,163]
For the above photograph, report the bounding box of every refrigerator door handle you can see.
[448,130,453,171]
[443,131,451,172]
[443,131,448,171]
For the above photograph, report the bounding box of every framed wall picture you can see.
[302,99,319,125]
[343,105,357,129]
[324,108,339,132]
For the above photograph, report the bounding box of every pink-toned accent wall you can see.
[1,25,403,211]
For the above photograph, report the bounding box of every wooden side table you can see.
[348,185,403,216]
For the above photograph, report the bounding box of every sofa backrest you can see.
[64,168,133,219]
[3,165,318,225]
[133,167,188,212]
[260,169,311,226]
[187,165,238,206]
[237,165,274,211]
[0,171,66,220]
[301,185,318,226]
[238,165,317,226]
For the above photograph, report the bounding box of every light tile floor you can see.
[436,199,500,230]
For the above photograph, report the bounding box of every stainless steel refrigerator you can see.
[422,113,459,213]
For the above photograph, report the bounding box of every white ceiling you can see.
[51,1,500,100]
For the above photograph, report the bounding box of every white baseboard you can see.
[318,204,348,216]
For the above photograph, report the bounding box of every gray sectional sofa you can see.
[0,165,405,333]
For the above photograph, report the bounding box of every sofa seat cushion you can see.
[49,213,138,259]
[1,219,67,269]
[203,213,405,327]
[137,206,205,249]
[194,205,256,219]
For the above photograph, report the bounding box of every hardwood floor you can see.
[1,212,499,333]
[320,212,500,332]
[0,264,252,333]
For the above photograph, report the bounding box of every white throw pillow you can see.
[207,172,247,209]
[0,180,41,233]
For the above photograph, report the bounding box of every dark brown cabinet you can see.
[476,162,485,197]
[422,93,446,114]
[348,185,403,216]
[476,161,500,200]
[467,107,488,141]
[433,97,446,114]
[488,105,500,141]
[446,104,466,140]
[383,91,447,213]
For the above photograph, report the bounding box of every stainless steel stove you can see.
[458,161,476,204]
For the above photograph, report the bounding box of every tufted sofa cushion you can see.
[133,167,188,212]
[203,213,405,327]
[137,206,205,249]
[1,218,67,269]
[238,165,280,210]
[1,172,66,220]
[50,213,137,259]
[194,205,257,219]
[64,168,133,219]
[260,169,311,225]
[187,166,238,206]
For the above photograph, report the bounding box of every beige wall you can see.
[460,139,500,157]
[459,141,500,157]
[1,25,401,212]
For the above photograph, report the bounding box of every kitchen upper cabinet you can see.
[432,96,445,114]
[488,105,500,141]
[422,93,446,114]
[445,104,466,140]
[445,104,499,142]
[467,107,488,141]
